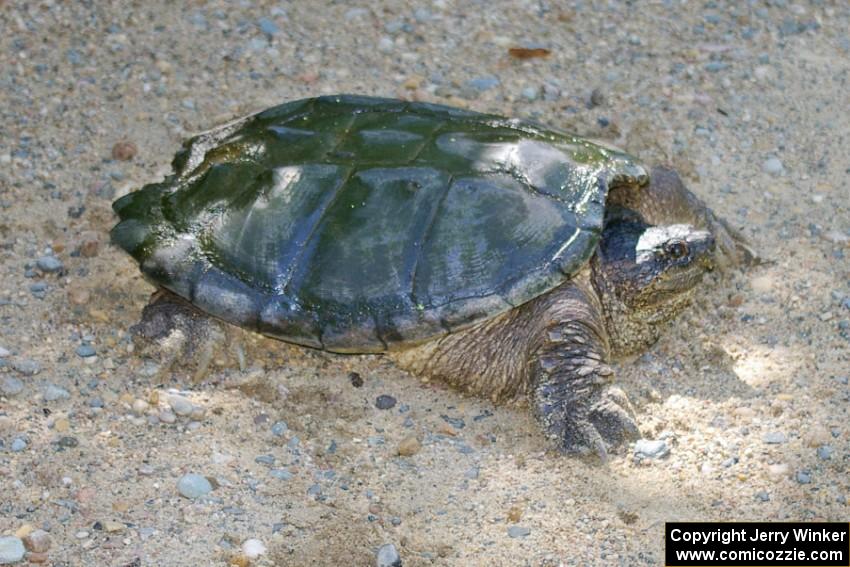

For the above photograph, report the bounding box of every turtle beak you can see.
[688,230,716,272]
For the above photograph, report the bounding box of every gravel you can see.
[467,75,500,92]
[36,256,63,273]
[271,421,288,436]
[376,543,402,567]
[43,384,71,401]
[0,377,24,397]
[508,526,532,538]
[0,536,25,565]
[11,358,40,376]
[762,157,784,175]
[762,431,787,444]
[75,344,96,358]
[168,394,194,416]
[817,445,833,460]
[634,439,669,459]
[796,471,812,484]
[242,538,267,559]
[177,474,213,499]
[375,395,397,410]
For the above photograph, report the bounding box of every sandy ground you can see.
[1,1,848,565]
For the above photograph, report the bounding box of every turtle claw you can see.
[558,416,610,462]
[554,387,639,460]
[588,387,640,447]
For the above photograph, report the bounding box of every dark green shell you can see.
[112,95,647,353]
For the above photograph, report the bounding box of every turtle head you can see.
[593,210,715,353]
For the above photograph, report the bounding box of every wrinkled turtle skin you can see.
[113,95,751,458]
[112,95,647,353]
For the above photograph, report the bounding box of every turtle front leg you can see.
[529,284,640,459]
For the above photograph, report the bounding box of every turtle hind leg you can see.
[131,288,227,383]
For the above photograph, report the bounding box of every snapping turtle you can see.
[113,95,750,457]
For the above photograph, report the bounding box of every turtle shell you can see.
[112,95,648,353]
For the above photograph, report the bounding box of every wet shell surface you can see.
[112,95,647,352]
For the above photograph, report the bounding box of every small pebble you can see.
[12,358,40,375]
[254,454,275,466]
[755,491,770,502]
[78,233,101,258]
[767,463,789,479]
[168,394,194,416]
[22,529,51,553]
[177,473,213,499]
[0,347,9,358]
[377,37,394,53]
[467,75,500,92]
[57,436,78,448]
[396,436,421,456]
[0,536,25,564]
[11,438,27,452]
[796,470,812,484]
[817,445,833,460]
[634,439,669,459]
[349,371,363,388]
[132,399,149,416]
[43,384,70,402]
[762,156,784,175]
[111,141,137,161]
[75,345,96,358]
[1,377,24,397]
[36,256,63,273]
[507,525,531,538]
[762,431,787,444]
[345,7,368,20]
[67,288,91,305]
[242,539,266,559]
[589,88,605,107]
[521,86,538,101]
[271,421,288,436]
[540,84,560,102]
[257,17,279,37]
[158,410,177,424]
[102,521,124,533]
[375,395,397,410]
[376,543,402,567]
[270,469,293,480]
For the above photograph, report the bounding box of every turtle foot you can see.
[131,289,227,383]
[554,387,639,461]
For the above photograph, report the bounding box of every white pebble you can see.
[132,399,150,416]
[242,538,267,558]
[168,394,194,416]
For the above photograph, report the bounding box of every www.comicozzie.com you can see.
[665,522,849,567]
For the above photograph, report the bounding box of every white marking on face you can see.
[635,225,693,264]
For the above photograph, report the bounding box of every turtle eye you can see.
[665,240,689,259]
